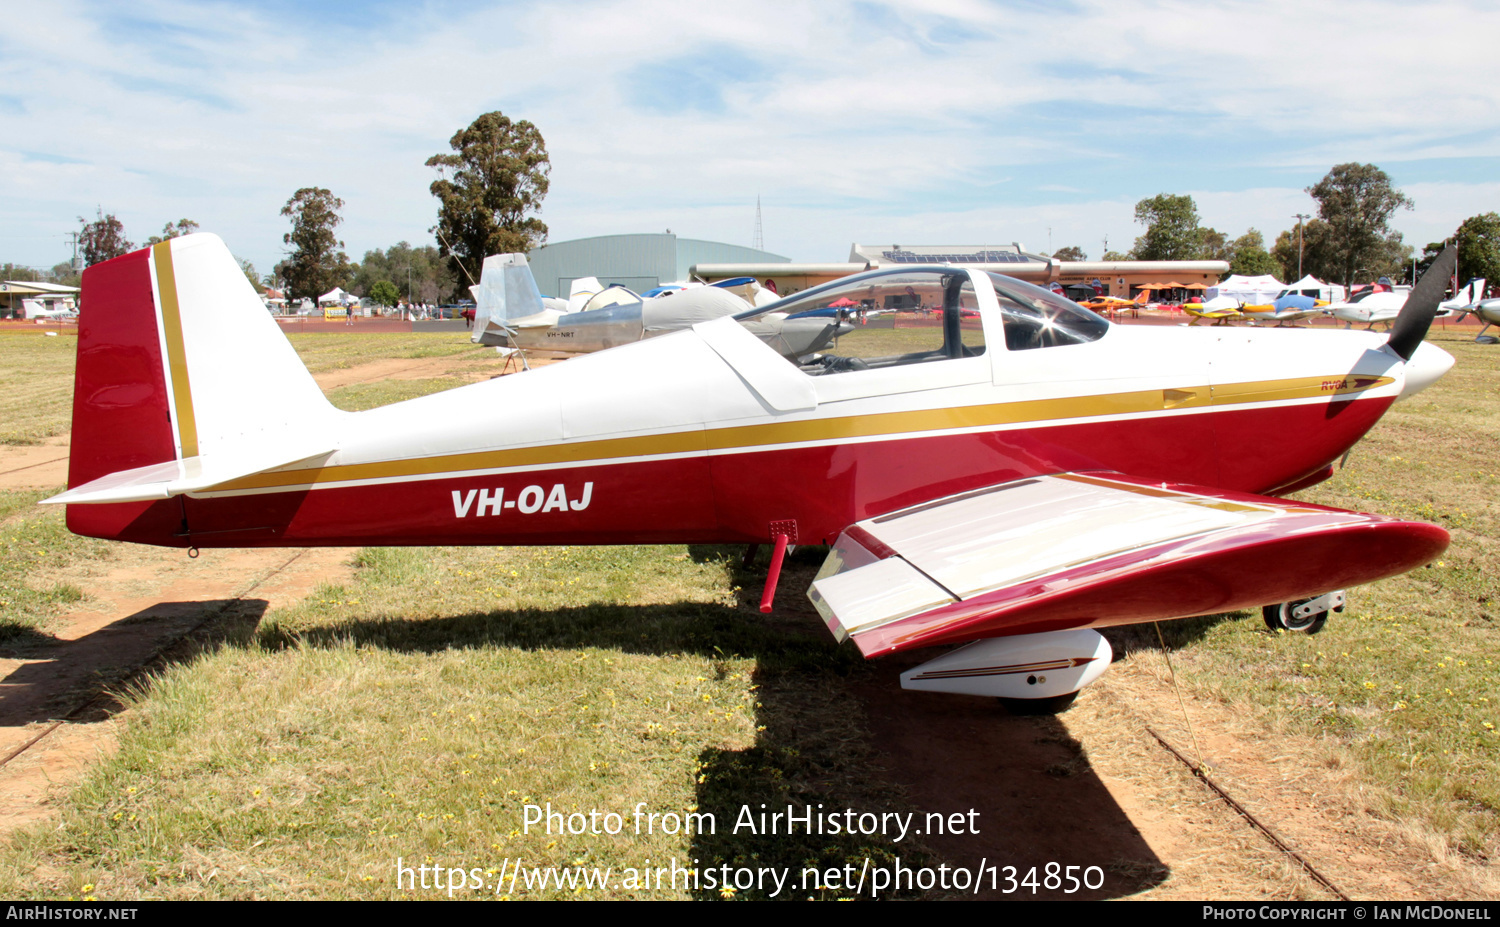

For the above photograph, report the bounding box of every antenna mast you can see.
[752,196,764,251]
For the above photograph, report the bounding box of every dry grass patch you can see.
[0,333,77,445]
[324,378,473,412]
[0,489,110,643]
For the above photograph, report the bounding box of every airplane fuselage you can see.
[71,316,1432,553]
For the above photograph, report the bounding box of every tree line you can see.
[1048,163,1500,290]
[28,146,1500,301]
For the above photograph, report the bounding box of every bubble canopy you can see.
[734,266,1109,374]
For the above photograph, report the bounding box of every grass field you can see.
[0,333,76,444]
[0,326,1495,898]
[0,543,922,900]
[326,378,474,412]
[284,333,479,375]
[0,489,108,642]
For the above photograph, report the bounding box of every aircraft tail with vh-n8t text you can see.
[48,234,341,544]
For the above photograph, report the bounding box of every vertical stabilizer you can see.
[57,235,339,531]
[472,253,546,342]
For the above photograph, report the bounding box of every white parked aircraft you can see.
[469,253,849,361]
[1333,277,1486,330]
[1327,289,1408,330]
[1438,278,1485,318]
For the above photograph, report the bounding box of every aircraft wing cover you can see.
[809,472,1448,657]
[641,287,748,333]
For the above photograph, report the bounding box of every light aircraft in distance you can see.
[1182,295,1244,326]
[1327,288,1410,330]
[469,254,847,361]
[1439,277,1484,316]
[46,236,1458,712]
[1325,277,1485,330]
[1240,294,1327,327]
[1453,291,1500,344]
[1079,293,1146,318]
[18,298,77,320]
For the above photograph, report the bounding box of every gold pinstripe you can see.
[206,373,1395,493]
[153,241,198,458]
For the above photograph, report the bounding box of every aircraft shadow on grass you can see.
[251,549,1176,900]
[0,598,269,728]
[0,543,1239,896]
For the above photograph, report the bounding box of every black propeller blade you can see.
[1388,243,1457,361]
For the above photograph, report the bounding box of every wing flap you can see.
[813,557,955,641]
[809,472,1449,657]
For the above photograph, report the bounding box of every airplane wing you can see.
[808,472,1447,658]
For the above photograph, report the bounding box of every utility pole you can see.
[1293,213,1310,279]
[67,232,81,272]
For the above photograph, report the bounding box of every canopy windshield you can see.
[985,273,1109,350]
[737,267,955,322]
[738,268,985,375]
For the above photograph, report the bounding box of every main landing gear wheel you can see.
[997,692,1078,716]
[1263,591,1345,634]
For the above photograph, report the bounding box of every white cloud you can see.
[1,0,1495,276]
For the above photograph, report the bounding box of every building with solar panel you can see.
[524,234,1228,301]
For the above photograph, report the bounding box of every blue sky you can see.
[2,0,1496,278]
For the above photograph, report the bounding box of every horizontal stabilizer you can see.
[45,441,334,505]
[809,472,1449,657]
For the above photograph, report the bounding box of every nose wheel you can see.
[1262,591,1345,634]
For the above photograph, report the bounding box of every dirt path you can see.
[0,434,71,493]
[0,545,355,833]
[855,644,1497,900]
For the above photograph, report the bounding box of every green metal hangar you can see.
[524,233,791,298]
[692,243,1227,299]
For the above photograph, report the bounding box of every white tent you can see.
[1279,275,1345,304]
[317,287,356,305]
[1208,274,1283,306]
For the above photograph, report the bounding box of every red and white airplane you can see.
[46,235,1457,711]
